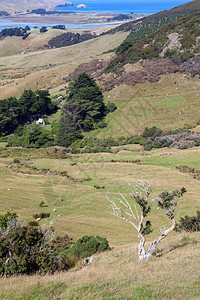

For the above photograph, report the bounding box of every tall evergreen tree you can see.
[57,73,106,146]
[57,114,82,147]
[65,73,106,130]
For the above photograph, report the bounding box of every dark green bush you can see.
[0,212,18,232]
[142,126,163,139]
[40,26,48,33]
[28,220,39,227]
[13,158,20,163]
[105,101,117,113]
[67,235,111,258]
[33,212,50,219]
[7,124,55,148]
[175,211,200,232]
[0,224,73,276]
[178,145,189,150]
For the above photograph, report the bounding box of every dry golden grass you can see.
[0,233,200,299]
[0,31,129,98]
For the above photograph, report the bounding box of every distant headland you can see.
[63,2,87,9]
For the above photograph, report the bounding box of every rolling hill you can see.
[105,12,200,73]
[1,1,200,298]
[0,0,65,15]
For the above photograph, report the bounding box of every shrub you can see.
[142,126,163,139]
[178,145,189,149]
[0,212,18,232]
[175,211,200,232]
[141,139,154,151]
[13,158,20,163]
[33,212,50,219]
[7,124,55,148]
[40,26,48,33]
[154,136,174,148]
[28,220,39,227]
[67,235,111,258]
[105,101,117,113]
[0,225,74,276]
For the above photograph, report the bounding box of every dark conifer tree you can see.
[57,73,106,146]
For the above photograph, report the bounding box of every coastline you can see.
[0,12,148,29]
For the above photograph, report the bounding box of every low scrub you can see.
[175,211,200,232]
[141,126,200,151]
[33,212,50,219]
[0,212,110,277]
[67,235,111,258]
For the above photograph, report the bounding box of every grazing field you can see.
[0,146,200,241]
[0,146,200,299]
[0,30,129,98]
[94,73,200,137]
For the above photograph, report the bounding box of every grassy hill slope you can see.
[0,145,200,298]
[0,0,65,15]
[0,30,129,99]
[92,73,200,137]
[1,232,200,299]
[106,11,200,72]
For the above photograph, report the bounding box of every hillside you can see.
[105,12,200,73]
[0,30,129,99]
[0,0,65,15]
[1,144,200,298]
[105,0,200,36]
[102,0,200,68]
[1,2,200,297]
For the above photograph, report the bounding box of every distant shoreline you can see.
[0,12,148,30]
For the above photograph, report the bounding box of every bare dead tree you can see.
[107,179,186,263]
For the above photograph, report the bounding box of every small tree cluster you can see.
[0,89,57,136]
[7,124,55,148]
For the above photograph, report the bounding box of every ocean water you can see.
[56,0,190,14]
[0,0,191,30]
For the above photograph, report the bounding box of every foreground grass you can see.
[0,146,200,298]
[1,233,200,299]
